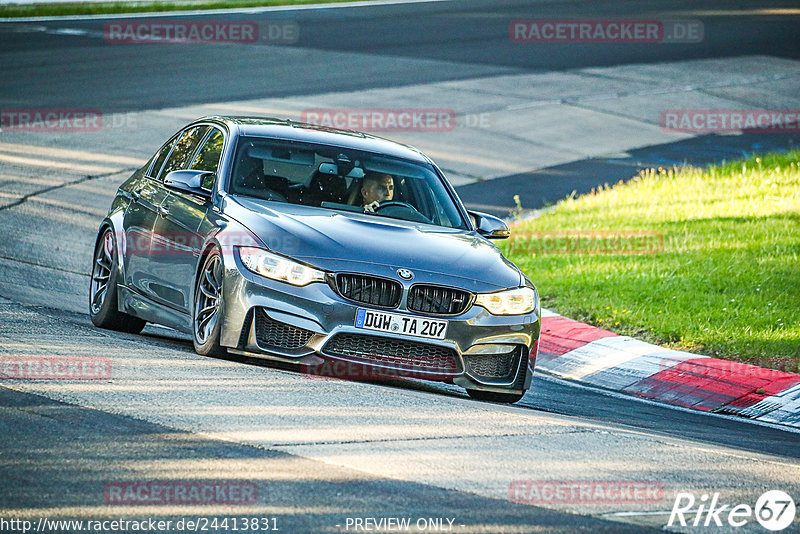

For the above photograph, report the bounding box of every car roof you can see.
[194,116,432,164]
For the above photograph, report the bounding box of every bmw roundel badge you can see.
[397,268,414,280]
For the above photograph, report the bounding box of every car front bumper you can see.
[218,252,540,394]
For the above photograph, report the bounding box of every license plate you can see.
[355,308,447,340]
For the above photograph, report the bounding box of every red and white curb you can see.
[535,309,800,428]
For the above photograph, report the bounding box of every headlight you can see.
[237,247,325,286]
[475,287,537,315]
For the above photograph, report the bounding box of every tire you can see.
[466,389,526,404]
[89,227,146,334]
[192,248,227,357]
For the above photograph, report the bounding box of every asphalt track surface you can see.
[1,1,800,532]
[2,0,800,113]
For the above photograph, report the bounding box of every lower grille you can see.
[407,285,472,316]
[335,273,402,308]
[255,309,314,350]
[323,333,460,374]
[464,346,521,381]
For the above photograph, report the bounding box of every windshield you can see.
[228,136,467,229]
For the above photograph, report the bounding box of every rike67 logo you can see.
[668,490,796,531]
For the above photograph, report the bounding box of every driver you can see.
[361,172,394,212]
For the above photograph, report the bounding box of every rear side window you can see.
[147,132,180,179]
[157,126,210,181]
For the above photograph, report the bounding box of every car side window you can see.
[191,128,224,190]
[146,132,180,180]
[157,126,210,181]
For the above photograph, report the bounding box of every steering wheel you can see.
[372,201,413,211]
[372,201,431,223]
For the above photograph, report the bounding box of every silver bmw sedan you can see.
[90,116,540,403]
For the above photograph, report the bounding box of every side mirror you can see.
[469,210,510,240]
[164,170,214,199]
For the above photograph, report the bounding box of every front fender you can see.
[193,211,266,347]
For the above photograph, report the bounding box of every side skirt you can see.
[118,285,192,334]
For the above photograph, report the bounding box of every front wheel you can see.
[467,389,525,404]
[89,227,146,334]
[193,249,227,357]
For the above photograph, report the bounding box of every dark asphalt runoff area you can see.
[1,385,651,534]
[1,0,799,113]
[1,0,799,532]
[2,0,799,215]
[460,132,800,216]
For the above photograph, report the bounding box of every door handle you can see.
[158,205,170,218]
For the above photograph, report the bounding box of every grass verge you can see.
[0,0,371,18]
[501,151,800,371]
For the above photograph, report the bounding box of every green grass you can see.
[0,0,372,18]
[501,151,800,371]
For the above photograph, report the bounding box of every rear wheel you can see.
[467,389,525,404]
[193,249,226,357]
[89,227,146,333]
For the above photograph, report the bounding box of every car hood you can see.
[224,196,522,291]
